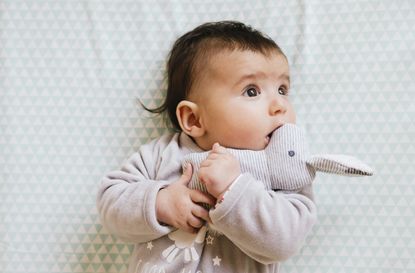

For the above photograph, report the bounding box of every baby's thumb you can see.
[212,142,220,150]
[212,142,227,154]
[179,163,193,185]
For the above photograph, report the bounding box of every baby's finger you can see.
[206,152,219,160]
[187,215,204,229]
[181,223,198,234]
[192,205,211,223]
[190,190,216,206]
[212,142,228,154]
[200,159,213,168]
[179,163,193,185]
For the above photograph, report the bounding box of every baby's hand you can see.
[156,164,215,233]
[199,143,241,199]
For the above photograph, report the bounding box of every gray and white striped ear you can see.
[306,154,374,176]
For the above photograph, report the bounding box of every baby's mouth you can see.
[265,132,273,145]
[265,124,284,145]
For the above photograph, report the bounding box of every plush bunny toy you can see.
[183,123,374,195]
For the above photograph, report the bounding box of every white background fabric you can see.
[1,0,414,272]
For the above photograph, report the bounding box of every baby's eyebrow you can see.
[233,73,264,87]
[279,73,290,83]
[233,72,290,88]
[234,72,266,86]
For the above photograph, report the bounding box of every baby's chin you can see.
[227,138,269,151]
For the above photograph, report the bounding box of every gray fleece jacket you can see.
[97,125,317,273]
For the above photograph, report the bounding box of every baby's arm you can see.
[199,143,316,264]
[97,134,214,244]
[211,176,316,264]
[97,152,171,243]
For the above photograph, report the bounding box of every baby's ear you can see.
[176,100,205,137]
[306,154,374,176]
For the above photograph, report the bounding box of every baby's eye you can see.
[243,87,260,97]
[278,86,288,95]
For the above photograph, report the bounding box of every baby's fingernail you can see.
[184,163,191,171]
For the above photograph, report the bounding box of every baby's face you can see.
[190,49,296,150]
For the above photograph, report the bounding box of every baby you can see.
[98,21,317,273]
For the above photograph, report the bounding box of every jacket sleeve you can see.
[209,173,317,264]
[96,134,178,243]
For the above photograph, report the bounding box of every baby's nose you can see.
[269,95,287,115]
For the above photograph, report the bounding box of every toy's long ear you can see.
[306,154,374,176]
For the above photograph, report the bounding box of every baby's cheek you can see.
[287,105,296,123]
[288,114,296,124]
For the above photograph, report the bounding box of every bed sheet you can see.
[1,0,414,272]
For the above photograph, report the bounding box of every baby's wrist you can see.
[215,174,242,206]
[155,187,171,226]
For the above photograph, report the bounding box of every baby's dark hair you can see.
[143,20,285,130]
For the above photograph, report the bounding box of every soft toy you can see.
[184,123,374,194]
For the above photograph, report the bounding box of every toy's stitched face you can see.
[263,124,316,189]
[189,49,296,151]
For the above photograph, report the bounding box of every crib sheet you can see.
[1,0,414,272]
